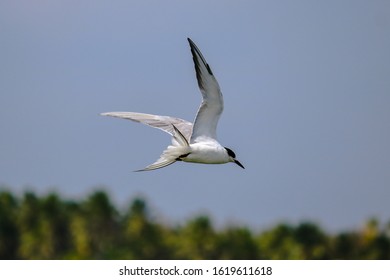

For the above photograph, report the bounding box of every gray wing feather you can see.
[101,112,193,141]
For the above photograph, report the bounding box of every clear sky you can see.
[1,0,389,231]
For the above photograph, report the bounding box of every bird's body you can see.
[183,141,230,164]
[101,38,244,171]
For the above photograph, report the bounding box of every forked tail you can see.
[136,125,191,171]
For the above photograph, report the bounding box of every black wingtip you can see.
[187,38,213,78]
[187,38,197,51]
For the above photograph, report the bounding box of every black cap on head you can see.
[225,147,236,158]
[225,147,244,169]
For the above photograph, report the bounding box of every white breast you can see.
[183,142,229,164]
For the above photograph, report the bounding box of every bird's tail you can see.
[136,125,190,171]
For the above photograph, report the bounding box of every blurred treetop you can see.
[0,189,389,260]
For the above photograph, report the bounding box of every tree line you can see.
[0,189,389,259]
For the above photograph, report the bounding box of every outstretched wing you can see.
[101,112,193,141]
[187,38,224,143]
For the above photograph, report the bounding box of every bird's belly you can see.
[183,145,228,164]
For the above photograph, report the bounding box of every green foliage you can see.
[0,189,389,260]
[0,192,19,259]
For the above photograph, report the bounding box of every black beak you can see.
[234,159,245,169]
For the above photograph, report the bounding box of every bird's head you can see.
[225,147,244,169]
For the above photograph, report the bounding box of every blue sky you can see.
[1,0,389,231]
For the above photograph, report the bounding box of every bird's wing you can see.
[100,112,193,141]
[187,38,224,143]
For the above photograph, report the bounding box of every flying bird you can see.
[101,38,244,171]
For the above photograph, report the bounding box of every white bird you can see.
[101,38,244,171]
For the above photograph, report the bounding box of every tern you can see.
[101,38,244,171]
